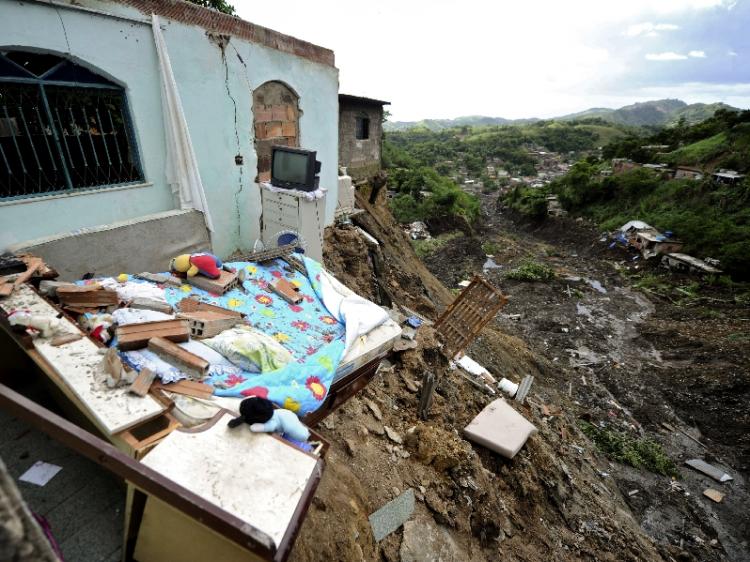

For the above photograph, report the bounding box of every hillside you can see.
[508,109,750,276]
[386,99,740,132]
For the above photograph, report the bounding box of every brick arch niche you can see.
[252,81,300,182]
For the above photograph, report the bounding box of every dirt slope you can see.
[290,188,671,561]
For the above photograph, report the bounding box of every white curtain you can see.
[151,15,215,232]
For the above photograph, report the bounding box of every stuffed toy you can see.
[227,396,310,442]
[170,253,223,279]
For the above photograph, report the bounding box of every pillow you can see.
[203,325,293,373]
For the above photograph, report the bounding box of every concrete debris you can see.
[408,222,430,240]
[685,459,733,483]
[393,339,419,352]
[703,488,725,503]
[365,398,383,421]
[464,399,537,459]
[368,488,415,542]
[400,518,465,562]
[384,426,403,444]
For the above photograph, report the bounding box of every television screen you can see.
[272,150,309,185]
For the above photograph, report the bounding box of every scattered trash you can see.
[628,489,640,497]
[542,404,562,417]
[703,488,725,503]
[457,280,471,288]
[401,326,417,341]
[19,461,62,487]
[463,399,538,459]
[456,354,496,384]
[368,488,415,541]
[405,316,422,329]
[685,459,733,483]
[498,375,534,403]
[418,371,436,420]
[482,256,502,272]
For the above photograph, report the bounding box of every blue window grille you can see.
[0,50,143,200]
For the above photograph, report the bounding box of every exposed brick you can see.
[281,122,297,137]
[117,0,335,67]
[265,122,283,138]
[271,105,289,121]
[286,105,297,121]
[254,122,266,139]
[254,107,273,123]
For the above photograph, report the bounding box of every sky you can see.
[234,0,750,121]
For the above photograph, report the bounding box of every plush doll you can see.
[170,253,223,279]
[227,396,310,442]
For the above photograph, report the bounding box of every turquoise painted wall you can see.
[0,0,339,258]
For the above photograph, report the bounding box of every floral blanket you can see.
[161,256,346,416]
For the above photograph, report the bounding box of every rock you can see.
[400,518,465,562]
[364,418,385,436]
[344,438,356,456]
[321,418,335,430]
[365,398,383,421]
[384,426,403,444]
[401,374,419,393]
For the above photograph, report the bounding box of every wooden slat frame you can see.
[434,275,507,358]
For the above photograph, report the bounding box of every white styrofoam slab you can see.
[140,413,318,548]
[1,285,165,434]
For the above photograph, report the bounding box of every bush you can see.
[482,241,500,255]
[580,421,678,477]
[505,260,555,282]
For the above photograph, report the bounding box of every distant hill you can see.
[385,99,740,132]
[384,115,539,132]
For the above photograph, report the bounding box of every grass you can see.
[505,259,555,282]
[411,231,462,258]
[482,241,501,255]
[580,421,679,477]
[661,132,728,165]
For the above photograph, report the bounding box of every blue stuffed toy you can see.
[227,396,310,442]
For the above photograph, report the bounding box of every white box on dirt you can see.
[463,399,537,459]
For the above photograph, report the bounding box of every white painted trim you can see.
[0,182,154,208]
[22,0,165,28]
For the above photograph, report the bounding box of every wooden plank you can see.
[129,368,156,397]
[57,285,119,308]
[0,284,166,434]
[147,337,210,380]
[0,384,277,560]
[50,333,84,347]
[187,271,239,295]
[116,320,190,351]
[138,412,319,551]
[177,298,243,318]
[152,380,214,400]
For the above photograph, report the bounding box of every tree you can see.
[187,0,235,15]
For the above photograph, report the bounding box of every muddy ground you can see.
[290,186,749,562]
[423,195,750,561]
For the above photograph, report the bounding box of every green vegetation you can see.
[505,260,555,282]
[388,166,480,224]
[186,0,235,14]
[579,421,678,477]
[481,241,501,255]
[411,232,462,258]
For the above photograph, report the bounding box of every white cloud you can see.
[625,22,680,37]
[728,50,738,56]
[689,50,707,57]
[646,52,689,61]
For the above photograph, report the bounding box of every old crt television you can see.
[271,146,321,192]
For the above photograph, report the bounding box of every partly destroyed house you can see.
[0,1,409,560]
[338,94,389,181]
[0,0,340,269]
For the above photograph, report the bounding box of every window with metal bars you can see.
[0,50,143,200]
